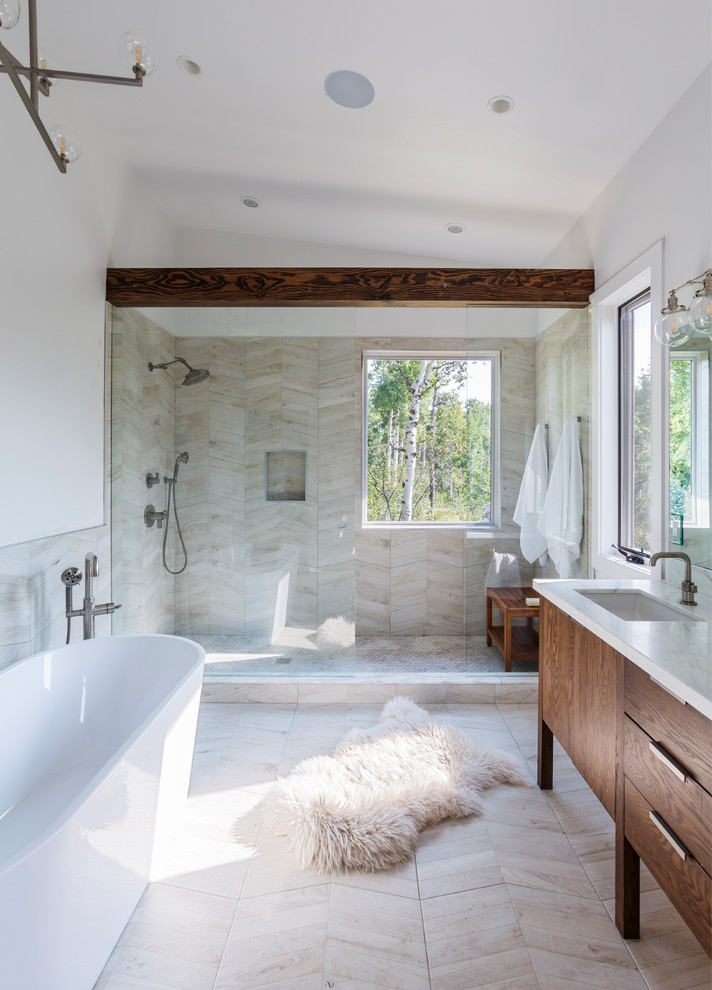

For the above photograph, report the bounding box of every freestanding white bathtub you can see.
[0,634,205,990]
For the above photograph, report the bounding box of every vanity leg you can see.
[537,715,553,790]
[616,828,640,939]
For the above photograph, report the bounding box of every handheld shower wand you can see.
[165,451,189,485]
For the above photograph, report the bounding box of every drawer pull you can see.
[649,676,688,706]
[649,811,689,861]
[648,740,688,782]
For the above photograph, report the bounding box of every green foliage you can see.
[366,359,492,522]
[632,366,651,548]
[669,359,693,518]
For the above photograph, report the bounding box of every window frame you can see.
[618,288,652,552]
[590,241,666,578]
[361,349,501,529]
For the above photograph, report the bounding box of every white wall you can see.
[542,64,712,591]
[0,82,174,548]
[174,225,481,269]
[544,64,711,289]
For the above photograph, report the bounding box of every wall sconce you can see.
[0,0,157,173]
[654,269,712,346]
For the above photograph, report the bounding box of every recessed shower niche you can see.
[265,450,307,501]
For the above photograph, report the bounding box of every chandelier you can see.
[0,0,157,172]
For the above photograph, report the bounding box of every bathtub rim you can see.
[0,633,205,875]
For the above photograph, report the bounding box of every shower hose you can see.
[163,480,188,575]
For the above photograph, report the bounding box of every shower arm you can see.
[148,357,191,373]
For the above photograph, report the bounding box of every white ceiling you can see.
[28,1,712,264]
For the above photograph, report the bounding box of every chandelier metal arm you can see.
[0,37,66,172]
[0,64,144,86]
[28,0,37,107]
[0,41,50,94]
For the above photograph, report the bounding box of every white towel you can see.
[537,415,583,578]
[513,424,549,565]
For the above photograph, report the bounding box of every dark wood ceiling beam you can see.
[105,267,594,308]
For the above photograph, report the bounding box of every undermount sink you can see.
[575,589,700,622]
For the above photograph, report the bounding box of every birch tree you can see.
[396,360,433,521]
[367,357,488,523]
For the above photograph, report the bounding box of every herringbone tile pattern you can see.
[198,633,538,676]
[93,702,711,990]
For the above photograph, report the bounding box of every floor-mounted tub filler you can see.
[0,634,205,990]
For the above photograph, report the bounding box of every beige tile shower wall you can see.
[534,309,591,578]
[110,308,176,634]
[171,333,534,639]
[173,337,245,635]
[354,337,536,636]
[173,335,356,638]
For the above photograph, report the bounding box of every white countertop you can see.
[533,578,712,720]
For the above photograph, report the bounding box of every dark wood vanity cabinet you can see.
[537,598,621,819]
[620,660,711,955]
[538,597,712,956]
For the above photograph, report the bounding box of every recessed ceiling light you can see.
[487,94,514,114]
[240,196,261,209]
[446,223,465,234]
[176,55,201,76]
[324,70,375,108]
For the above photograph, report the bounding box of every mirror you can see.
[0,306,106,549]
[668,333,712,568]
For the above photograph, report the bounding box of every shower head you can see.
[148,357,210,386]
[181,366,210,386]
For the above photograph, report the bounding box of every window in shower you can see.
[363,352,498,525]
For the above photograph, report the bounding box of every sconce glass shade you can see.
[120,29,159,76]
[0,0,20,29]
[50,125,81,163]
[653,308,693,347]
[689,278,712,333]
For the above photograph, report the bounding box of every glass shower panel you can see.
[464,309,539,675]
[110,305,358,677]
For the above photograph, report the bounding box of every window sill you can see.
[361,521,501,532]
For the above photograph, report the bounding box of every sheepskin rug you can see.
[265,697,524,874]
[315,615,355,650]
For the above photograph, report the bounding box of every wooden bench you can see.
[486,586,540,672]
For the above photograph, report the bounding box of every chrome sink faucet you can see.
[649,551,698,606]
[62,552,122,641]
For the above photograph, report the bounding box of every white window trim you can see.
[361,349,501,529]
[590,241,666,578]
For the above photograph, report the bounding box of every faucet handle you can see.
[61,567,82,587]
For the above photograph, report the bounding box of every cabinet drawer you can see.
[625,661,712,794]
[624,715,712,875]
[625,778,711,955]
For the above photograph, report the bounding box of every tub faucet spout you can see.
[649,551,697,606]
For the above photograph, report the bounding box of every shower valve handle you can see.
[144,504,168,529]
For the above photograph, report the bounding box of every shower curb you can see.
[200,675,538,705]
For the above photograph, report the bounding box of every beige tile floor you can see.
[93,701,711,990]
